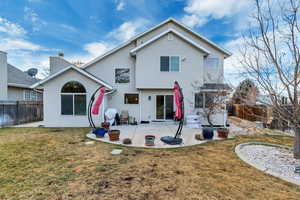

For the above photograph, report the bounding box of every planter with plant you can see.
[108,130,120,141]
[217,128,229,139]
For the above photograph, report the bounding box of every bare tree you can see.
[240,0,300,158]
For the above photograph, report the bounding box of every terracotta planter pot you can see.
[108,130,120,141]
[217,128,229,139]
[101,122,110,129]
[145,135,155,146]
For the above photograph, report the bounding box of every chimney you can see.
[49,53,71,74]
[0,51,8,100]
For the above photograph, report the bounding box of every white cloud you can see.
[116,0,125,11]
[24,6,46,32]
[181,0,250,28]
[0,38,41,51]
[83,41,115,57]
[108,18,149,41]
[181,14,207,28]
[0,17,26,36]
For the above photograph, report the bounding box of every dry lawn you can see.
[0,127,300,200]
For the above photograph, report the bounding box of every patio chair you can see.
[120,110,129,125]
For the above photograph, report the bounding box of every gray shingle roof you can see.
[7,64,40,87]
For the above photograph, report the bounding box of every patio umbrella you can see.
[92,87,105,115]
[161,81,184,145]
[174,81,183,120]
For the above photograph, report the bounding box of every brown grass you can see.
[0,127,299,200]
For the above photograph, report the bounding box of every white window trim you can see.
[160,56,181,72]
[23,90,38,101]
[114,67,131,84]
[61,93,87,116]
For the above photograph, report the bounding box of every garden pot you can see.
[202,128,214,140]
[93,128,106,138]
[217,128,229,139]
[195,133,204,140]
[101,122,110,129]
[145,135,155,146]
[108,130,120,141]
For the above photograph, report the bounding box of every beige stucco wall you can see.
[86,43,140,121]
[137,22,225,82]
[135,33,205,89]
[42,69,104,127]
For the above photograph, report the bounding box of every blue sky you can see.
[0,0,252,83]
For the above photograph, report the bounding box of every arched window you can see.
[61,81,86,115]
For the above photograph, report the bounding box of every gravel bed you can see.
[236,143,300,185]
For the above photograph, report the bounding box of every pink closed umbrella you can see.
[92,87,105,115]
[174,81,183,120]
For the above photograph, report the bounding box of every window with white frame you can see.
[195,92,217,108]
[61,81,86,115]
[160,56,180,72]
[24,90,39,101]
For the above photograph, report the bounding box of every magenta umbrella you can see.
[174,81,183,120]
[91,87,105,115]
[161,81,184,145]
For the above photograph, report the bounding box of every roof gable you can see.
[8,64,40,87]
[82,18,231,69]
[31,65,113,89]
[130,28,211,55]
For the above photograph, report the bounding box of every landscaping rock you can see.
[85,141,95,146]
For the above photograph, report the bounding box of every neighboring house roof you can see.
[31,65,113,89]
[82,18,232,69]
[200,83,231,91]
[130,28,210,55]
[7,64,40,89]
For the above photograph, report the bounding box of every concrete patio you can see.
[86,121,232,148]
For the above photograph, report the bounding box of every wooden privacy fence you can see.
[227,104,272,123]
[0,101,43,127]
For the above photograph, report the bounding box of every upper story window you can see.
[61,81,86,115]
[115,68,130,83]
[204,58,219,68]
[160,56,180,72]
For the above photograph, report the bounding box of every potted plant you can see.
[202,128,214,140]
[93,128,106,138]
[145,135,155,146]
[217,128,229,139]
[101,122,110,129]
[108,130,120,141]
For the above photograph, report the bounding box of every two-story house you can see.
[0,51,42,101]
[31,18,231,127]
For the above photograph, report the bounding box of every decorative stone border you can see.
[235,142,300,185]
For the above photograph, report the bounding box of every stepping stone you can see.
[85,141,95,146]
[111,149,123,155]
